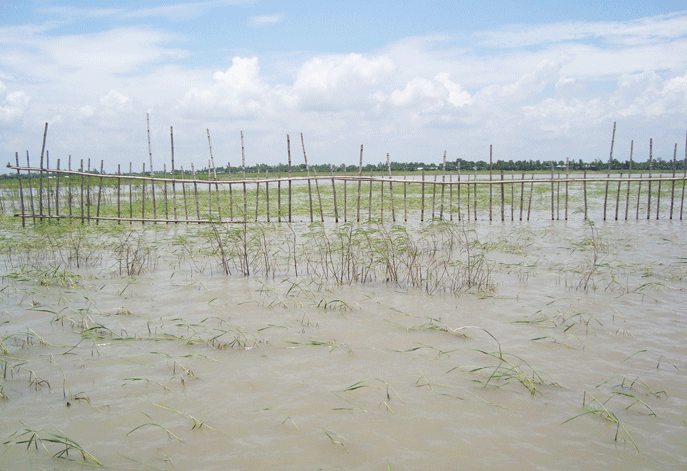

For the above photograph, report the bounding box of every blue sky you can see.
[1,1,686,172]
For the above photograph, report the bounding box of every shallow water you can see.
[1,215,686,471]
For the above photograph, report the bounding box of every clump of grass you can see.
[4,425,102,466]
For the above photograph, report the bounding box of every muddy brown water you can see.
[0,214,686,470]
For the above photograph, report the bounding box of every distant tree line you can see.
[2,156,685,180]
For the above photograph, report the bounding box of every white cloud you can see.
[0,81,31,124]
[249,14,283,27]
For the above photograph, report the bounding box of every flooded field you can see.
[1,213,686,470]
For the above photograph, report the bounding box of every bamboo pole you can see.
[191,163,201,222]
[500,169,505,222]
[128,162,132,224]
[55,158,60,218]
[15,153,25,227]
[288,135,292,223]
[431,174,437,220]
[403,175,407,222]
[79,158,84,224]
[625,141,633,221]
[511,170,514,221]
[228,162,234,221]
[38,122,47,219]
[440,151,446,220]
[117,164,121,223]
[86,159,91,222]
[207,163,213,218]
[583,169,587,220]
[614,170,622,221]
[163,164,169,223]
[670,143,677,220]
[277,164,282,222]
[343,165,347,222]
[527,173,534,221]
[420,169,426,222]
[140,162,145,224]
[330,164,338,223]
[241,131,247,223]
[636,171,642,220]
[466,171,471,221]
[604,122,616,221]
[368,168,373,222]
[449,172,453,221]
[387,153,395,222]
[25,152,37,224]
[519,171,525,221]
[357,145,363,222]
[146,113,157,220]
[556,171,560,221]
[565,158,569,221]
[647,138,653,220]
[548,163,554,221]
[208,129,222,221]
[457,162,461,221]
[656,173,662,220]
[266,169,270,223]
[180,166,188,222]
[681,130,687,220]
[380,167,384,221]
[255,168,260,221]
[96,160,104,225]
[473,166,477,221]
[46,151,51,219]
[68,155,73,218]
[169,127,178,222]
[489,145,493,221]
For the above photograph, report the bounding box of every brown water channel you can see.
[1,215,685,470]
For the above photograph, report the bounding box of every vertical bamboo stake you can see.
[636,170,642,220]
[565,158,569,221]
[46,151,51,219]
[527,173,534,221]
[380,167,384,222]
[140,163,146,224]
[440,151,446,220]
[500,169,505,222]
[583,169,588,220]
[519,172,525,221]
[489,145,493,221]
[15,153,25,227]
[180,166,188,222]
[287,135,292,223]
[556,172,561,221]
[241,131,247,223]
[466,171,471,221]
[449,172,454,221]
[457,162,461,221]
[266,169,270,223]
[86,159,91,222]
[420,169,426,222]
[147,113,157,220]
[356,145,363,222]
[647,139,653,220]
[387,153,395,222]
[670,143,677,220]
[511,170,514,221]
[255,168,260,221]
[207,163,213,218]
[300,133,314,223]
[615,170,622,220]
[55,158,60,218]
[228,162,234,221]
[38,122,48,219]
[96,160,104,225]
[25,152,36,224]
[431,174,437,220]
[473,166,477,221]
[314,169,324,222]
[330,164,338,223]
[170,127,178,222]
[163,164,169,223]
[625,141,633,221]
[656,174,662,220]
[79,159,84,224]
[403,174,407,222]
[343,165,347,222]
[604,122,616,221]
[208,129,222,221]
[191,163,200,222]
[68,155,73,217]
[117,164,121,223]
[368,168,373,222]
[681,130,687,220]
[550,162,555,221]
[277,164,282,222]
[128,162,132,224]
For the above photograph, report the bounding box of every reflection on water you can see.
[0,215,686,470]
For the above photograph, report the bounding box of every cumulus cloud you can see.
[0,81,31,124]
